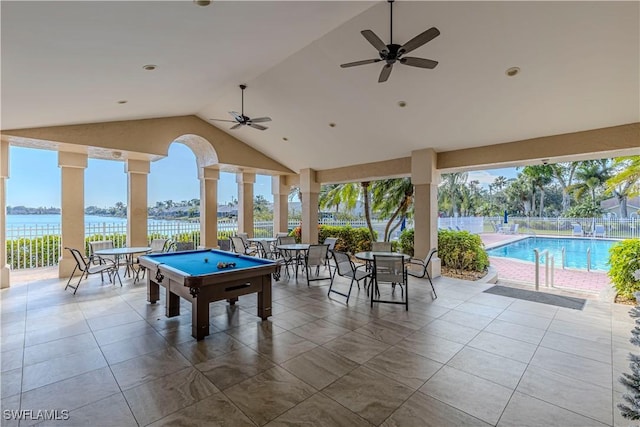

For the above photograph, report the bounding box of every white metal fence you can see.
[6,216,638,270]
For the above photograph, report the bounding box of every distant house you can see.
[600,196,640,218]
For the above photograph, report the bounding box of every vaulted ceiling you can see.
[2,1,638,173]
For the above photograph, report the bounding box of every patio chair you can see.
[135,238,170,281]
[406,248,438,300]
[169,241,194,252]
[371,254,408,310]
[371,241,392,252]
[304,244,332,286]
[88,240,117,265]
[572,223,584,237]
[506,223,519,234]
[64,247,121,294]
[329,251,372,304]
[230,236,257,256]
[594,224,606,238]
[277,236,297,276]
[323,237,338,270]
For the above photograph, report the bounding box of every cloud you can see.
[467,170,501,186]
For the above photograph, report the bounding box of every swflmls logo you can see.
[3,409,70,421]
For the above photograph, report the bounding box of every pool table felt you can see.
[141,249,275,276]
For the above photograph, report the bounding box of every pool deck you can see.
[480,233,612,294]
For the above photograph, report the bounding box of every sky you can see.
[6,144,517,208]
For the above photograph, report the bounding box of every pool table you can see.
[139,249,277,340]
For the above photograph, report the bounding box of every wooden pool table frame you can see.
[139,250,276,340]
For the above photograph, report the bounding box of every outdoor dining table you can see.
[94,246,152,283]
[247,237,278,257]
[354,251,412,289]
[276,243,310,280]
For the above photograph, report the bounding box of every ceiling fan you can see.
[209,84,272,130]
[340,0,440,83]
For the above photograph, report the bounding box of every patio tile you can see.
[290,318,352,345]
[439,309,495,330]
[516,364,613,425]
[22,332,98,367]
[280,346,358,390]
[322,331,390,364]
[247,330,318,364]
[101,331,170,365]
[529,346,612,389]
[323,366,414,425]
[420,365,513,425]
[148,393,254,427]
[419,318,481,344]
[497,391,607,427]
[381,391,491,427]
[224,320,287,346]
[266,392,370,427]
[447,346,527,389]
[468,331,538,363]
[496,309,553,330]
[41,393,137,427]
[111,347,192,390]
[396,330,464,364]
[195,346,276,390]
[540,330,612,364]
[365,346,442,389]
[484,318,546,345]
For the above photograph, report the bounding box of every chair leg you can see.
[64,265,79,292]
[426,271,437,299]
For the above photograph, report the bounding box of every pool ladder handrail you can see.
[533,248,554,291]
[586,247,591,272]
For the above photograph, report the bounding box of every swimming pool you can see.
[486,237,618,271]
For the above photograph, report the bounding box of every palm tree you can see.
[570,160,612,210]
[371,178,414,241]
[438,172,468,217]
[549,162,578,213]
[522,165,553,217]
[606,156,640,218]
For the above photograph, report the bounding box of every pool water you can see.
[487,237,618,271]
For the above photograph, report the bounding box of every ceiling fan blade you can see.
[249,117,272,123]
[378,63,393,83]
[229,111,243,122]
[340,58,381,68]
[230,123,242,130]
[400,27,440,55]
[209,118,237,123]
[400,57,438,69]
[248,123,268,131]
[361,30,387,52]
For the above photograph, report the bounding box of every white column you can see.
[199,166,219,248]
[58,151,88,278]
[411,148,441,277]
[125,159,150,247]
[271,175,289,235]
[0,141,10,288]
[236,172,255,237]
[299,168,320,244]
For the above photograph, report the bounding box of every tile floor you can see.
[0,266,635,426]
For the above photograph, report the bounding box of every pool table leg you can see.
[257,274,272,320]
[147,279,159,304]
[166,289,180,317]
[192,297,210,340]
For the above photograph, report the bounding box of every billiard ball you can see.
[204,258,209,263]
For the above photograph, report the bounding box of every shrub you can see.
[438,229,489,273]
[290,225,374,254]
[609,239,640,300]
[399,228,414,256]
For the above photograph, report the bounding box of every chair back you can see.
[373,255,405,283]
[371,241,392,252]
[254,240,273,259]
[333,251,354,277]
[237,232,250,245]
[306,244,329,268]
[278,236,296,246]
[323,237,338,251]
[275,232,289,239]
[150,238,169,253]
[89,240,115,264]
[66,247,89,272]
[171,241,193,252]
[230,236,247,254]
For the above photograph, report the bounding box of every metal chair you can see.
[230,236,257,256]
[168,241,194,252]
[371,254,408,310]
[304,244,332,286]
[323,237,338,271]
[329,251,372,304]
[371,241,392,252]
[277,236,297,276]
[406,248,438,300]
[64,247,121,294]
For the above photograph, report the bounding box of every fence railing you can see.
[6,216,638,270]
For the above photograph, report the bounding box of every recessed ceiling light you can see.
[282,137,288,141]
[398,101,407,108]
[117,100,128,104]
[142,64,157,71]
[329,123,336,128]
[505,67,520,77]
[193,0,211,5]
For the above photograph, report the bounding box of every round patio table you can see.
[94,246,152,283]
[276,243,310,280]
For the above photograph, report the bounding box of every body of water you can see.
[487,237,617,271]
[6,214,193,226]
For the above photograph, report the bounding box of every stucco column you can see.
[299,168,320,244]
[411,148,441,277]
[199,166,219,248]
[236,172,255,237]
[271,175,289,235]
[0,141,10,288]
[126,160,150,247]
[58,152,88,278]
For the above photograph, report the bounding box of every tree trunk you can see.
[621,196,628,218]
[361,182,375,241]
[539,190,545,217]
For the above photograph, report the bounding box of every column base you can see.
[0,265,10,288]
[58,258,80,278]
[428,256,441,278]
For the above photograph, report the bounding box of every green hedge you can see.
[290,225,375,254]
[398,228,489,273]
[609,239,640,300]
